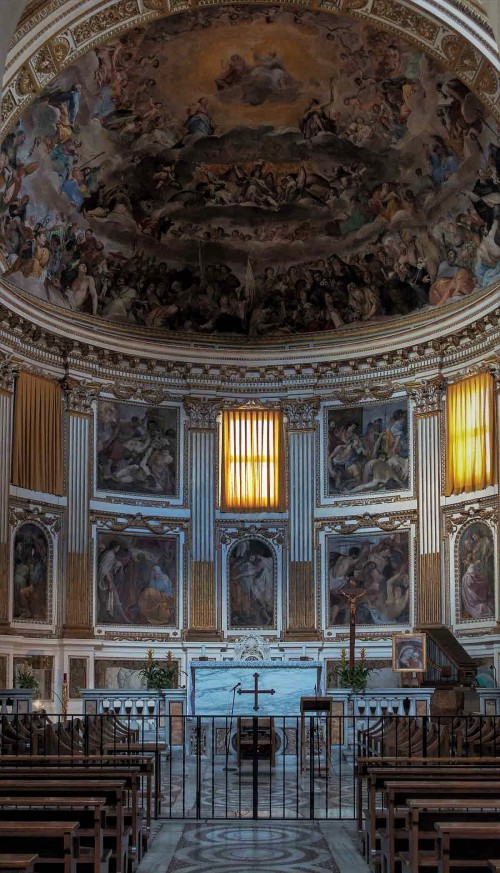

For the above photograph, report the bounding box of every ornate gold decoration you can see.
[184,399,220,428]
[49,37,71,69]
[474,60,498,96]
[110,381,176,405]
[1,92,16,124]
[288,561,316,630]
[324,382,403,404]
[316,511,416,537]
[9,504,61,534]
[444,503,498,535]
[406,375,445,413]
[282,399,319,430]
[441,34,466,64]
[417,551,442,625]
[63,376,105,414]
[143,0,166,8]
[33,45,56,78]
[16,67,36,97]
[72,0,140,46]
[371,0,440,41]
[91,511,185,534]
[219,525,284,545]
[65,552,90,631]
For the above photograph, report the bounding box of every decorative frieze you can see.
[63,377,103,414]
[184,399,220,429]
[282,399,319,430]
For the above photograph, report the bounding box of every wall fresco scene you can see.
[458,521,495,621]
[12,523,49,622]
[228,537,275,629]
[327,531,410,626]
[1,6,499,337]
[96,532,178,626]
[326,400,409,495]
[96,400,178,496]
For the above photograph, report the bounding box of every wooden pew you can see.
[0,798,108,873]
[400,798,500,872]
[436,823,500,873]
[0,766,143,861]
[0,755,154,833]
[380,780,500,873]
[0,857,39,872]
[488,862,500,873]
[361,764,500,862]
[0,821,80,873]
[0,781,128,873]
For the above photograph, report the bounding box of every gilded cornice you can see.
[282,399,320,430]
[90,510,188,533]
[315,510,417,537]
[2,0,500,137]
[405,375,446,413]
[184,399,221,428]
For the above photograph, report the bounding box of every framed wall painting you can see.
[457,521,495,623]
[321,399,411,502]
[325,530,411,628]
[12,522,50,624]
[94,530,180,628]
[392,633,426,672]
[220,527,283,636]
[95,400,181,500]
[94,658,179,690]
[68,657,89,699]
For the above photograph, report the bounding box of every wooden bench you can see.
[0,767,143,862]
[0,781,128,873]
[362,765,500,862]
[435,823,500,873]
[0,797,109,873]
[488,862,500,873]
[0,755,155,831]
[380,780,500,873]
[0,856,39,872]
[400,798,500,872]
[0,821,80,873]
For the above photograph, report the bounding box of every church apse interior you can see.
[0,0,499,870]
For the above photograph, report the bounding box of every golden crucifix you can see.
[340,581,367,667]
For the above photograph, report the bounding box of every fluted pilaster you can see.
[185,400,219,638]
[0,361,15,625]
[407,377,444,626]
[283,400,319,637]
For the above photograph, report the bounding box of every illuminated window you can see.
[221,408,284,511]
[446,372,497,495]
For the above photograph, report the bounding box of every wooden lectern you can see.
[237,717,276,766]
[300,696,334,772]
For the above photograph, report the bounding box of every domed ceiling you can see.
[1,4,499,339]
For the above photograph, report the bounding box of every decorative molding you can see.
[108,380,178,405]
[0,354,19,392]
[444,502,498,535]
[9,503,62,534]
[184,399,220,429]
[406,375,446,413]
[63,376,104,414]
[322,382,403,404]
[91,511,187,535]
[219,525,285,546]
[282,399,320,430]
[102,631,180,640]
[316,511,417,537]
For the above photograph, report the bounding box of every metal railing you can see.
[0,713,499,820]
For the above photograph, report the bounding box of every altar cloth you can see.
[189,660,323,716]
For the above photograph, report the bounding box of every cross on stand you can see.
[340,580,367,667]
[237,672,275,711]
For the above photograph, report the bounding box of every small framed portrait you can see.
[392,633,426,672]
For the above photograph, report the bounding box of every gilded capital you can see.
[282,399,320,430]
[184,398,220,429]
[63,377,102,414]
[406,376,445,414]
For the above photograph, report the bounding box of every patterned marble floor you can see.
[160,749,357,820]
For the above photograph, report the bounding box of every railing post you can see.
[252,716,259,820]
[309,715,315,820]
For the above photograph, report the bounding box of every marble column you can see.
[63,379,98,637]
[407,377,445,627]
[0,358,16,626]
[185,400,220,639]
[282,400,320,639]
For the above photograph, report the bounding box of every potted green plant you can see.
[15,660,40,695]
[139,649,177,691]
[336,647,375,693]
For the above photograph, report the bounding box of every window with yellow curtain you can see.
[11,371,63,496]
[221,408,285,511]
[446,371,497,496]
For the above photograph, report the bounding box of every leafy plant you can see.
[15,661,40,694]
[139,649,177,691]
[336,648,375,693]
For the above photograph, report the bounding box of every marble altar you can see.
[190,660,322,716]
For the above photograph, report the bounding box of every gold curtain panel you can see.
[446,371,497,495]
[12,371,63,495]
[221,408,285,511]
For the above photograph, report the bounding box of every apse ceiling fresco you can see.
[1,5,500,338]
